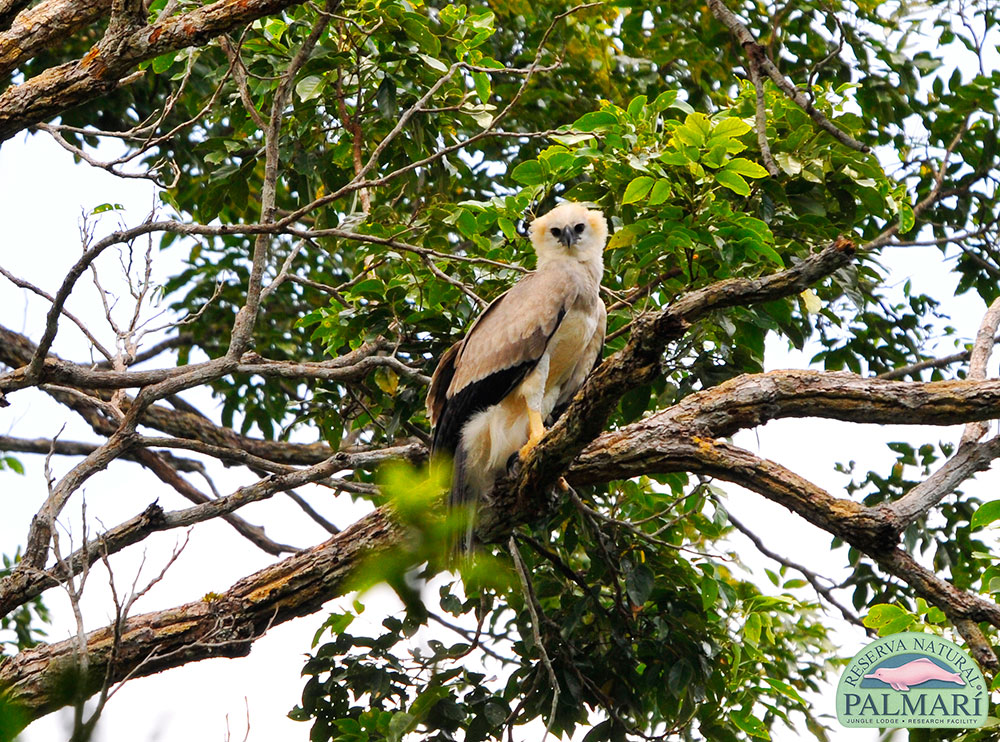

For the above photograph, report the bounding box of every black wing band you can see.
[431,307,567,458]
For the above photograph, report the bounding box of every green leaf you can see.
[732,706,769,738]
[622,176,655,204]
[472,70,491,103]
[712,117,752,138]
[774,152,803,176]
[418,54,449,73]
[402,14,441,56]
[510,160,544,185]
[376,76,397,118]
[649,90,678,112]
[724,158,769,178]
[295,75,324,102]
[898,200,915,233]
[1,456,24,475]
[90,203,125,215]
[743,612,761,645]
[715,169,750,196]
[570,110,618,132]
[456,209,478,238]
[972,500,1000,529]
[626,94,647,119]
[386,712,416,742]
[863,603,909,630]
[747,240,784,265]
[625,564,654,605]
[647,179,671,206]
[880,613,916,635]
[498,218,517,239]
[151,52,177,74]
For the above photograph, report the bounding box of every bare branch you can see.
[0,508,402,728]
[747,55,779,177]
[509,536,558,742]
[0,266,114,361]
[726,513,868,630]
[961,295,1000,445]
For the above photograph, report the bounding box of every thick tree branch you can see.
[0,0,324,142]
[0,444,397,617]
[507,237,857,507]
[653,369,1000,438]
[0,0,31,31]
[0,508,402,730]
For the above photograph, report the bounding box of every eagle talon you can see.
[519,408,546,460]
[518,435,543,461]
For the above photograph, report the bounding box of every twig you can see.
[219,33,268,129]
[0,265,115,361]
[961,295,1000,445]
[727,513,869,631]
[420,255,487,309]
[867,118,970,250]
[747,54,779,176]
[875,337,1000,380]
[285,489,340,534]
[509,536,559,742]
[706,0,869,153]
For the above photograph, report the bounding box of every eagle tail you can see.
[449,442,479,559]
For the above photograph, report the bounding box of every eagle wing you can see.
[427,270,577,457]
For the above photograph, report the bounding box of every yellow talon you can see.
[519,407,546,460]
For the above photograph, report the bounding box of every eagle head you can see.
[528,202,608,265]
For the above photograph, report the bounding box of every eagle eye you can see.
[574,223,585,234]
[550,228,561,238]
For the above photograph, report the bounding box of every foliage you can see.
[3,0,1000,739]
[294,475,835,742]
[0,551,49,654]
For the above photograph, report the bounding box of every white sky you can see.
[1,92,999,742]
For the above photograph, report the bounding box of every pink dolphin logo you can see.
[864,658,965,691]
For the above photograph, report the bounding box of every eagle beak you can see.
[558,225,579,247]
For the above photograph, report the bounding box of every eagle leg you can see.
[518,407,546,460]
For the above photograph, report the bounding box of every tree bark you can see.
[0,0,323,142]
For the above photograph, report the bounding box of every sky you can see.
[1,78,999,742]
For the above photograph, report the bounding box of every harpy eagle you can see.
[426,202,608,550]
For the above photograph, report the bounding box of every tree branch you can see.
[506,237,857,508]
[706,0,870,153]
[0,0,326,141]
[0,508,402,730]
